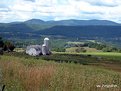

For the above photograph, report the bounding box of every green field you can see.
[66,47,102,52]
[56,51,121,61]
[0,52,121,91]
[80,52,121,61]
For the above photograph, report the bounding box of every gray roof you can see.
[26,45,42,51]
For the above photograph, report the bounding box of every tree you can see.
[0,48,3,55]
[0,37,4,47]
[3,41,15,52]
[75,47,86,53]
[53,47,65,52]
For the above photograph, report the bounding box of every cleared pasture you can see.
[0,55,121,91]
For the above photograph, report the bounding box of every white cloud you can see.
[0,0,121,23]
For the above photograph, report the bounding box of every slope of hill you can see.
[0,19,120,32]
[25,19,120,26]
[23,19,120,30]
[48,19,120,26]
[0,23,33,33]
[24,19,45,24]
[0,19,121,45]
[38,25,121,38]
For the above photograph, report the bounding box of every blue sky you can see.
[0,0,121,23]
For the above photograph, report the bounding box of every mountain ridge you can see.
[0,19,121,45]
[24,19,120,26]
[22,19,121,31]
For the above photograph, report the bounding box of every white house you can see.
[26,38,51,56]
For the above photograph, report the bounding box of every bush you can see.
[0,37,4,47]
[75,47,86,53]
[0,48,3,55]
[102,47,119,52]
[52,47,65,52]
[0,37,15,52]
[3,41,15,52]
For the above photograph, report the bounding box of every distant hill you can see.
[25,19,45,24]
[24,19,120,30]
[0,19,120,32]
[25,19,120,26]
[0,23,33,33]
[0,19,121,45]
[38,25,121,38]
[48,19,120,26]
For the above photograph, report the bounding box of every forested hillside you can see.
[0,19,121,46]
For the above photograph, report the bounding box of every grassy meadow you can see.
[0,53,121,91]
[56,51,121,61]
[66,47,101,52]
[80,52,121,61]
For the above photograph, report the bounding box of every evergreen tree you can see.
[0,37,4,48]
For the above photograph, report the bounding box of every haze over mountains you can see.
[0,19,121,45]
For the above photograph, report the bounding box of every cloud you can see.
[0,0,121,23]
[84,0,119,7]
[73,0,119,7]
[24,0,35,2]
[0,8,10,12]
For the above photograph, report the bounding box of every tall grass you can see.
[0,55,121,91]
[0,56,55,91]
[19,66,55,91]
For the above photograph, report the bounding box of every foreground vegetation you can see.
[0,54,121,91]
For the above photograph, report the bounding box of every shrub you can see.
[75,47,86,53]
[3,41,15,52]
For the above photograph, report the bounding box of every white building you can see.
[26,38,51,56]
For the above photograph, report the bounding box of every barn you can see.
[26,45,42,56]
[26,38,51,56]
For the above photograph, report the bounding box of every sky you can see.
[0,0,121,23]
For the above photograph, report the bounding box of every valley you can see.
[1,19,121,91]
